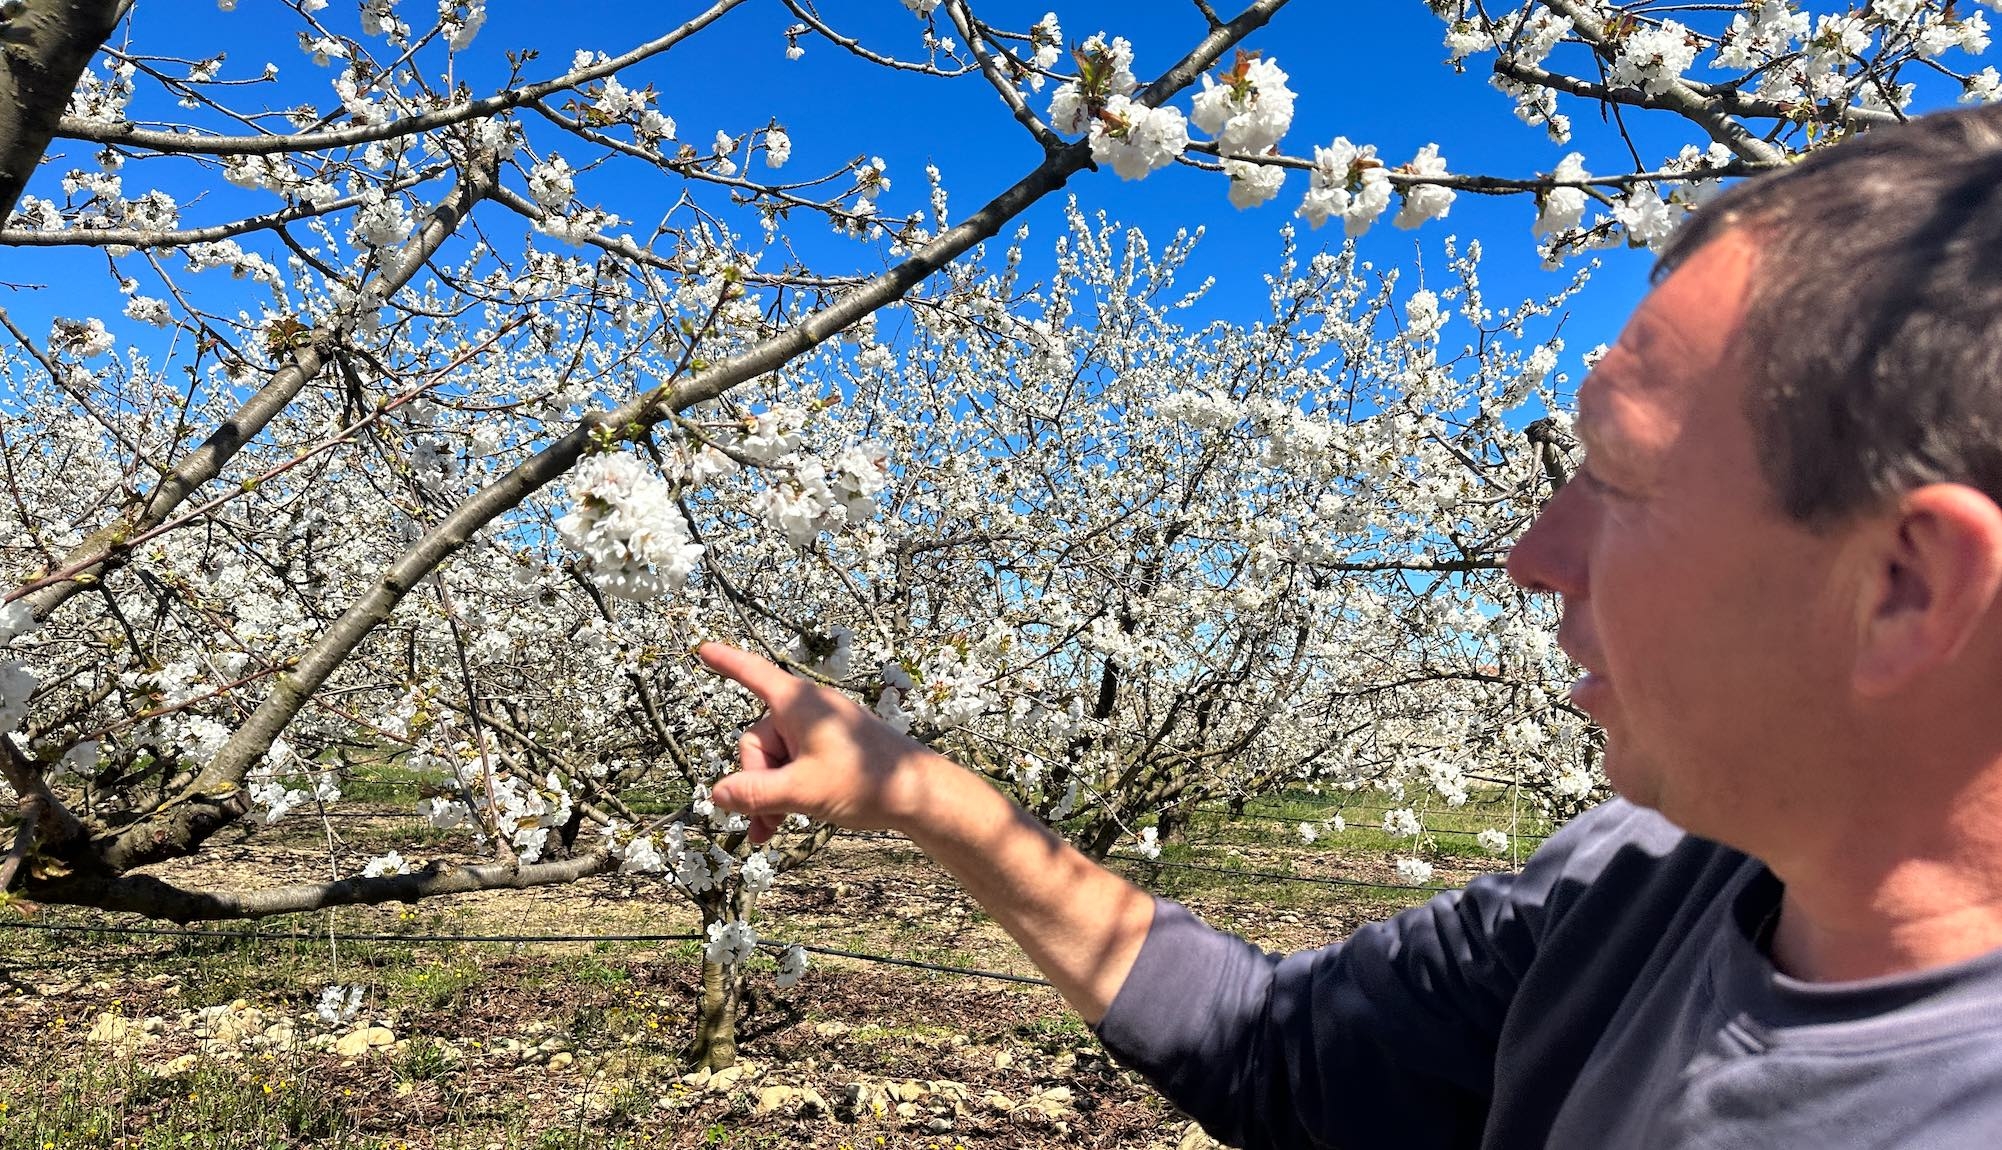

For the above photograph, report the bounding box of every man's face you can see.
[1507,233,1857,845]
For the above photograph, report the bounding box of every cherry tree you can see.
[1,0,1997,1067]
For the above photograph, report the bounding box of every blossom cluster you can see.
[1299,138,1391,236]
[750,444,891,547]
[704,917,759,965]
[557,451,706,601]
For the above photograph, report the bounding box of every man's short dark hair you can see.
[1656,105,2002,525]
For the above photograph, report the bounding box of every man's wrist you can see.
[894,749,1000,850]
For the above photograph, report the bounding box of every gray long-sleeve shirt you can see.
[1094,800,2002,1148]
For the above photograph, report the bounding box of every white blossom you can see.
[740,849,777,893]
[1088,96,1189,181]
[1190,55,1295,157]
[299,35,346,66]
[1609,20,1699,96]
[619,833,668,874]
[443,0,486,50]
[0,660,37,733]
[1223,158,1285,209]
[1965,66,2002,102]
[1444,19,1493,61]
[1392,144,1455,229]
[419,796,472,830]
[557,451,705,600]
[1135,826,1162,859]
[527,156,574,212]
[674,846,717,893]
[1534,153,1591,237]
[251,780,310,824]
[1298,138,1390,236]
[1613,184,1678,249]
[776,943,809,988]
[1716,2,1809,70]
[1047,33,1137,133]
[712,129,738,177]
[124,296,173,326]
[1383,807,1423,837]
[349,186,411,250]
[316,985,363,1026]
[49,317,115,359]
[704,917,759,965]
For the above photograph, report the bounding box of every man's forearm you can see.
[904,753,1157,1024]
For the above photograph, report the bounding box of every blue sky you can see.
[9,1,1653,373]
[650,0,1663,350]
[16,2,1988,407]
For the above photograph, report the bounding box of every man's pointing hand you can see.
[697,642,939,844]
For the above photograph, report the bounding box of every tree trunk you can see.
[685,883,761,1072]
[1079,814,1126,862]
[688,948,741,1072]
[0,0,128,222]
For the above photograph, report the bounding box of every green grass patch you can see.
[378,957,484,1011]
[0,1058,359,1150]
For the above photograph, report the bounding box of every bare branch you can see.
[52,0,749,157]
[39,850,622,921]
[945,0,1064,153]
[778,0,976,77]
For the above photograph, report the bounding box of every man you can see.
[699,105,2002,1147]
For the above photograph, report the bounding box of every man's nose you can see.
[1507,480,1587,598]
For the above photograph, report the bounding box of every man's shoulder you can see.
[1502,797,1751,936]
[1543,796,1697,856]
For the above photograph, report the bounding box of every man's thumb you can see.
[711,768,799,818]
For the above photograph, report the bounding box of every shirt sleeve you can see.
[1092,801,1648,1150]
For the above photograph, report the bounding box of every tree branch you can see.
[0,791,49,892]
[1533,0,1786,165]
[945,1,1063,153]
[51,0,750,157]
[0,0,128,221]
[36,850,623,921]
[7,155,498,622]
[0,164,444,248]
[94,0,1294,875]
[0,740,83,858]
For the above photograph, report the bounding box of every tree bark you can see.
[686,882,768,1072]
[0,0,127,223]
[29,850,621,921]
[688,948,742,1073]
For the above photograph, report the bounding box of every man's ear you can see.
[1853,484,2002,698]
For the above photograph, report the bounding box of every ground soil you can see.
[0,804,1507,1149]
